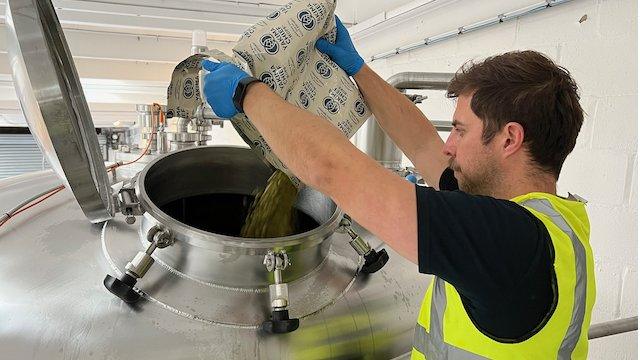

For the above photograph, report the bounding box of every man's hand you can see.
[201,60,250,118]
[315,16,364,77]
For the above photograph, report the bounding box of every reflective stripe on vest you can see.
[520,199,587,358]
[413,278,487,359]
[412,196,591,360]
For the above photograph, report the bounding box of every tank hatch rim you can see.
[135,146,343,250]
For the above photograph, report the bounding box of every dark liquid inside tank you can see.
[160,193,320,237]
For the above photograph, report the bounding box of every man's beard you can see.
[450,158,499,196]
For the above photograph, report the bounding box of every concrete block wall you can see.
[352,0,637,358]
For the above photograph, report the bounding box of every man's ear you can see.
[501,122,525,158]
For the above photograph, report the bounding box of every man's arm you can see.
[243,82,418,264]
[353,65,449,187]
[315,16,449,187]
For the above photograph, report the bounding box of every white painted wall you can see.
[353,0,637,358]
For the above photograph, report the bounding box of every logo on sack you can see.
[315,61,332,78]
[299,91,310,108]
[323,97,339,114]
[260,72,277,90]
[296,49,307,67]
[297,10,315,31]
[260,34,279,55]
[354,100,366,116]
[267,10,280,20]
[183,78,194,99]
[236,50,255,70]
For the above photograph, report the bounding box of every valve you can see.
[338,214,389,274]
[261,250,299,334]
[103,226,173,303]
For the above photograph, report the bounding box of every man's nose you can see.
[442,133,455,157]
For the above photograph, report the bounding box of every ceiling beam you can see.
[0,0,280,37]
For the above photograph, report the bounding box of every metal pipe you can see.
[355,72,454,171]
[387,72,454,91]
[588,316,638,340]
[0,184,64,224]
[136,104,158,152]
[368,0,574,62]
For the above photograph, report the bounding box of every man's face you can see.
[443,94,502,195]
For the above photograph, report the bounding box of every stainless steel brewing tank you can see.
[0,151,430,359]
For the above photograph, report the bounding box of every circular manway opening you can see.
[142,147,336,238]
[160,193,320,237]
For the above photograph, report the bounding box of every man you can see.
[202,17,595,360]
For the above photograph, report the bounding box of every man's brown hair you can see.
[446,50,584,179]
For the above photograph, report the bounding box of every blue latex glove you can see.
[315,16,364,76]
[201,60,250,118]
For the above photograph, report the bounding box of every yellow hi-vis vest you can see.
[411,192,596,360]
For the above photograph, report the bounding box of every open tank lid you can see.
[5,0,114,223]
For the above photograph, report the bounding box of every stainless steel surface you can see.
[135,146,342,287]
[354,72,455,171]
[0,170,428,359]
[157,128,169,154]
[386,72,455,91]
[125,250,155,278]
[588,316,638,339]
[102,217,361,327]
[354,115,405,170]
[165,117,208,150]
[136,104,163,152]
[5,0,114,223]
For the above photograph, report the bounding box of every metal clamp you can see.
[261,250,299,334]
[338,214,389,274]
[194,103,224,128]
[103,225,174,304]
[125,226,173,278]
[117,180,144,224]
[264,250,289,309]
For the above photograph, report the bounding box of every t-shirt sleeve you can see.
[439,167,459,191]
[415,184,551,303]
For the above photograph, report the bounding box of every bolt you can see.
[263,255,274,272]
[153,229,173,248]
[272,298,288,309]
[126,216,136,225]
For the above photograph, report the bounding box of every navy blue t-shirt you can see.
[416,168,556,341]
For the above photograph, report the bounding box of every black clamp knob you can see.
[103,273,141,304]
[261,309,299,334]
[361,249,389,274]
